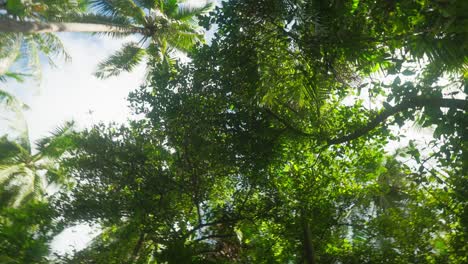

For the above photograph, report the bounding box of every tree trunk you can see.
[0,18,141,34]
[303,221,316,264]
[131,231,146,263]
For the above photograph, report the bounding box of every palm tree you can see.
[0,122,75,208]
[0,1,81,134]
[0,31,69,139]
[0,0,213,79]
[0,0,80,82]
[0,0,73,111]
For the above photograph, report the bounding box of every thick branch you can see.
[131,231,146,263]
[266,97,467,145]
[327,97,467,145]
[0,18,140,34]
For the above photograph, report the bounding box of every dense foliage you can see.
[0,0,467,263]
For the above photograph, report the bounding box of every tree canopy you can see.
[0,0,467,263]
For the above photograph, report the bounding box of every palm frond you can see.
[156,0,179,17]
[0,165,23,185]
[172,1,213,22]
[31,33,71,65]
[0,71,31,83]
[89,0,147,24]
[0,33,21,76]
[95,42,146,78]
[10,168,39,208]
[22,35,42,83]
[0,88,29,110]
[134,0,157,9]
[35,121,76,158]
[164,23,203,52]
[89,0,123,17]
[0,136,23,161]
[407,36,468,73]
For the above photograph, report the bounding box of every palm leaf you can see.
[9,168,39,208]
[95,42,146,78]
[0,33,21,76]
[31,33,71,65]
[134,0,157,9]
[0,71,31,83]
[164,23,203,52]
[156,0,179,17]
[22,35,42,83]
[89,0,124,17]
[89,0,147,24]
[171,1,213,22]
[0,165,23,185]
[0,88,29,110]
[0,136,23,161]
[35,121,76,158]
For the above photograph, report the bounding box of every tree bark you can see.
[302,221,316,264]
[131,231,146,263]
[0,18,141,34]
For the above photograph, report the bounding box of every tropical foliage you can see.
[0,122,75,208]
[0,0,467,263]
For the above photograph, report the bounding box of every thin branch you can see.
[183,218,240,239]
[264,108,312,137]
[191,233,235,243]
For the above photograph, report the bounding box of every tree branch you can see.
[264,108,313,137]
[266,96,467,145]
[327,97,467,145]
[192,233,235,243]
[183,218,240,239]
[131,231,146,263]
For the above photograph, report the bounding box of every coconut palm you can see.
[0,121,75,208]
[0,0,213,79]
[0,0,81,83]
[0,32,70,82]
[0,0,73,112]
[0,31,69,140]
[0,1,81,134]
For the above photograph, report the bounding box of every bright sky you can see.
[2,33,145,144]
